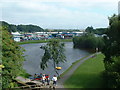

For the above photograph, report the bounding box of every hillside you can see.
[0,21,44,32]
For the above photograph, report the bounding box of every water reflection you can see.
[20,42,90,77]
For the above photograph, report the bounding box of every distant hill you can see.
[0,21,44,32]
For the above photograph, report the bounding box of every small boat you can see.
[29,73,42,80]
[56,67,62,70]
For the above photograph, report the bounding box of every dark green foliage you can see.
[85,26,94,33]
[85,26,107,35]
[102,15,120,88]
[0,21,44,32]
[17,24,44,32]
[94,28,107,35]
[1,27,25,88]
[73,33,104,50]
[40,39,66,76]
[45,29,80,32]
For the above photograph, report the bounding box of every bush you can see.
[73,33,104,51]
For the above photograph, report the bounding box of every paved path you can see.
[57,53,100,88]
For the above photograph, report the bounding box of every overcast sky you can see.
[0,0,119,29]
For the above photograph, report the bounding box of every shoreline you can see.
[18,39,73,45]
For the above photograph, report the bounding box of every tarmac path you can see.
[57,53,99,88]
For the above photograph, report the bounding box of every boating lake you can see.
[20,42,90,78]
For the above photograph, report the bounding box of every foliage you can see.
[102,14,120,88]
[85,26,94,33]
[73,33,104,50]
[46,29,81,32]
[17,24,44,32]
[40,39,66,76]
[85,26,107,35]
[1,27,25,88]
[0,21,44,32]
[94,28,107,35]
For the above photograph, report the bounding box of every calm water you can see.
[20,42,90,77]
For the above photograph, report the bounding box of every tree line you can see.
[0,21,83,33]
[85,26,107,35]
[73,25,107,51]
[0,21,44,32]
[73,33,104,51]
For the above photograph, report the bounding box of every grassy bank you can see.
[60,55,92,78]
[18,39,72,45]
[64,53,105,88]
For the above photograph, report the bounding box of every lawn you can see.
[64,53,105,88]
[18,39,72,45]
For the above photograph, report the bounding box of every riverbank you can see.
[18,39,72,45]
[63,53,105,88]
[59,54,92,78]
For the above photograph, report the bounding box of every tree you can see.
[85,26,94,33]
[1,27,25,88]
[102,14,120,88]
[73,33,104,51]
[40,39,66,76]
[0,21,44,32]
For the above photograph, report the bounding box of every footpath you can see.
[57,53,100,88]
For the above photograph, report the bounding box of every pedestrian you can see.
[52,75,57,86]
[42,74,46,86]
[45,74,50,85]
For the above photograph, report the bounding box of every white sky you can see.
[0,0,119,29]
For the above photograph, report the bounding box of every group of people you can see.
[32,73,57,86]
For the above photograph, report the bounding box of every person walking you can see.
[45,74,50,85]
[52,75,57,86]
[42,74,46,86]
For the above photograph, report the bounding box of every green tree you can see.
[40,39,66,76]
[94,28,107,35]
[102,14,120,88]
[85,26,94,33]
[1,27,25,88]
[0,21,44,32]
[73,33,104,51]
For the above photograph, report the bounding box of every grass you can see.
[18,39,72,45]
[60,54,92,78]
[64,53,105,88]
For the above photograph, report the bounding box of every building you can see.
[11,32,21,42]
